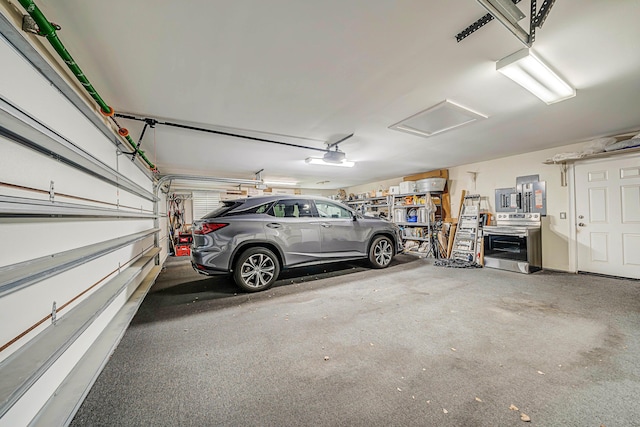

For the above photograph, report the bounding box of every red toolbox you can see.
[175,245,191,257]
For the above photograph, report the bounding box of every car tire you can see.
[369,235,394,269]
[233,247,280,292]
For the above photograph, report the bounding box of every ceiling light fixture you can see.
[264,180,299,186]
[306,134,356,167]
[497,48,576,104]
[305,157,355,167]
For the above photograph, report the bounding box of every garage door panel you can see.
[0,219,155,267]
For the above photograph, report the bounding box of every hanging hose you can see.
[17,0,157,172]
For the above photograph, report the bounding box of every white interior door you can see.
[575,154,640,279]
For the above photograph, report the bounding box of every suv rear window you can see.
[225,201,274,216]
[202,201,243,219]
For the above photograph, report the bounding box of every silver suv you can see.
[191,195,402,292]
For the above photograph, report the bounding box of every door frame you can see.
[568,161,578,273]
[570,150,640,275]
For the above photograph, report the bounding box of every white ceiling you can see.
[34,0,640,189]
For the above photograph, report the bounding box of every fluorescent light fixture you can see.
[264,180,298,186]
[389,100,488,138]
[305,157,355,167]
[497,48,576,104]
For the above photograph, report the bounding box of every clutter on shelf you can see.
[546,131,640,163]
[343,169,454,259]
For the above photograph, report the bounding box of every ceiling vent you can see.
[389,100,488,138]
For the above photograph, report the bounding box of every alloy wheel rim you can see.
[241,253,275,287]
[374,240,392,266]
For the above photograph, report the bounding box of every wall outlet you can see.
[560,212,567,219]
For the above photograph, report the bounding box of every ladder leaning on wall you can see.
[450,194,481,262]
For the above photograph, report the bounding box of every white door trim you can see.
[567,162,577,273]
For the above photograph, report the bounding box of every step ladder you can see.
[450,194,481,262]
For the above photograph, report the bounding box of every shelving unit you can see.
[345,189,449,258]
[346,196,390,219]
[390,191,444,258]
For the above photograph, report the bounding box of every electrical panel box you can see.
[495,187,517,212]
[494,176,547,216]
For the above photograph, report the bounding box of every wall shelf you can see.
[543,142,640,165]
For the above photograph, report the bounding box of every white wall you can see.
[300,187,338,197]
[447,143,585,272]
[344,178,401,197]
[346,143,587,272]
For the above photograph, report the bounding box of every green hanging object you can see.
[17,0,157,171]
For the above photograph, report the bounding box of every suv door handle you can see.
[321,223,332,228]
[266,223,282,229]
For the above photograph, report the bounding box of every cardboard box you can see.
[403,168,449,182]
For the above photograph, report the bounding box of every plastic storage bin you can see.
[175,245,191,256]
[416,178,446,192]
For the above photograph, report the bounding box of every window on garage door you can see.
[192,191,222,219]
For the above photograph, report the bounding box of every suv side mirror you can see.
[352,213,358,221]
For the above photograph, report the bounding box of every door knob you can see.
[578,222,586,227]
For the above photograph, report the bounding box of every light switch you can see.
[560,212,567,219]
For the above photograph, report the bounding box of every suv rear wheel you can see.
[233,247,280,292]
[369,236,394,269]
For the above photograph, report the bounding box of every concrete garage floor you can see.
[71,255,640,426]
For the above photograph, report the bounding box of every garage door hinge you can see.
[49,180,55,202]
[51,301,57,325]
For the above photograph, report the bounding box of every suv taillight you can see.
[193,223,228,235]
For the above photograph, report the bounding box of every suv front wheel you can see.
[233,247,281,292]
[369,236,394,269]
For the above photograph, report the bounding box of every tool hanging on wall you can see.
[168,194,190,254]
